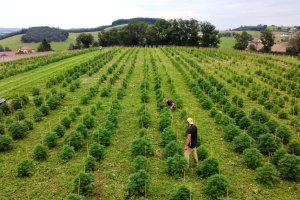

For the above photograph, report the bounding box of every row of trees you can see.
[234,29,275,52]
[0,45,11,52]
[98,19,220,47]
[234,29,300,55]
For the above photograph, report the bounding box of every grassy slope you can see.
[0,32,99,52]
[220,37,235,49]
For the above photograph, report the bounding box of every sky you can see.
[1,0,299,30]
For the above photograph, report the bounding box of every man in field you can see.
[163,98,176,111]
[184,117,199,167]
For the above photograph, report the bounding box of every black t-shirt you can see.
[167,99,174,106]
[186,124,197,148]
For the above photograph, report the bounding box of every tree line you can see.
[96,19,219,47]
[234,29,300,55]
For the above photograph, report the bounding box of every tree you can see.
[260,29,275,52]
[76,33,94,48]
[199,21,220,47]
[287,31,300,55]
[37,39,52,52]
[234,31,252,50]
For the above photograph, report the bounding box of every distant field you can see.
[219,37,235,49]
[0,32,99,51]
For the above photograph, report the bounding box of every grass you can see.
[0,47,299,199]
[0,32,99,52]
[220,37,235,49]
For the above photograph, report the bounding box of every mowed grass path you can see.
[0,50,98,97]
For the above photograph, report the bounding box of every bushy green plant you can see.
[0,124,5,135]
[251,108,270,123]
[89,142,105,161]
[15,110,25,120]
[76,124,88,139]
[31,87,40,96]
[61,116,72,129]
[8,121,28,140]
[69,111,77,121]
[224,124,241,142]
[197,146,209,161]
[80,95,89,105]
[166,155,186,178]
[73,172,95,196]
[276,125,292,145]
[39,104,50,116]
[272,148,288,166]
[65,194,84,200]
[159,112,171,131]
[138,128,147,137]
[16,159,34,177]
[133,155,149,172]
[256,163,279,187]
[33,144,48,161]
[33,109,43,122]
[92,128,111,146]
[209,108,218,118]
[233,133,252,153]
[52,124,65,138]
[131,138,154,157]
[237,116,251,129]
[0,135,13,152]
[278,110,288,119]
[278,154,300,181]
[84,156,97,172]
[258,134,280,155]
[59,145,75,162]
[73,107,81,115]
[126,170,151,198]
[11,97,23,110]
[46,95,60,110]
[204,174,229,200]
[288,140,300,156]
[201,98,213,110]
[196,158,219,178]
[33,96,43,107]
[169,185,191,200]
[265,119,279,134]
[65,131,84,151]
[243,148,263,169]
[138,109,151,128]
[247,122,269,140]
[83,114,95,129]
[160,127,177,147]
[164,141,183,158]
[44,132,58,148]
[23,120,33,130]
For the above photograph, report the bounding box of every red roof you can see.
[0,51,16,56]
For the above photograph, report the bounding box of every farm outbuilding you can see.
[18,46,35,54]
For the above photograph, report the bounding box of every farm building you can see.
[18,46,35,54]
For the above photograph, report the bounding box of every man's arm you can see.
[185,134,191,149]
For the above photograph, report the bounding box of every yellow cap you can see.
[187,117,194,124]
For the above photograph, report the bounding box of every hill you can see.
[0,32,98,51]
[21,27,69,43]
